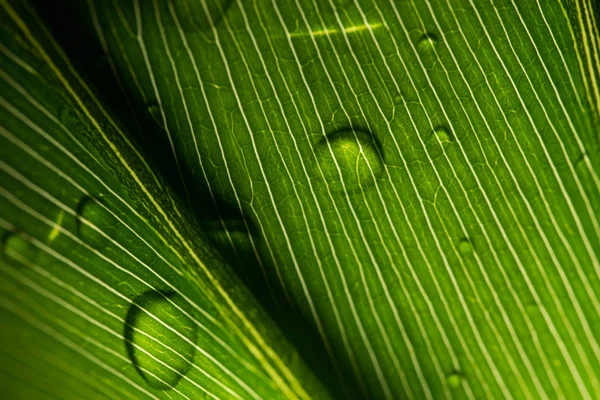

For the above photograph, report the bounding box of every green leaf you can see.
[0,1,329,399]
[2,0,600,399]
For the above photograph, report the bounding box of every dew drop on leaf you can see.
[575,153,589,176]
[435,127,451,143]
[458,238,473,256]
[446,372,463,388]
[76,196,116,249]
[1,231,37,267]
[124,291,197,390]
[316,128,383,191]
[417,33,438,52]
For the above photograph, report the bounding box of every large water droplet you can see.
[417,33,438,52]
[446,372,463,388]
[458,238,473,256]
[125,291,197,390]
[1,231,37,266]
[316,128,383,191]
[76,196,117,249]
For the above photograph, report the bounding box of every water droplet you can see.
[59,105,79,127]
[446,372,463,388]
[316,128,383,191]
[435,127,451,143]
[417,33,438,52]
[1,231,37,266]
[124,291,197,390]
[76,196,117,249]
[458,238,473,255]
[146,103,163,126]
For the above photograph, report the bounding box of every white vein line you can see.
[0,329,131,400]
[1,11,286,385]
[491,0,600,252]
[0,124,269,385]
[0,294,160,400]
[0,279,178,400]
[534,0,586,113]
[0,353,77,400]
[243,2,465,397]
[166,1,373,396]
[357,0,586,397]
[344,0,556,395]
[217,1,442,397]
[265,14,480,398]
[0,176,266,398]
[270,1,440,396]
[412,0,598,395]
[4,28,286,394]
[156,0,300,337]
[0,263,220,400]
[193,1,359,393]
[293,0,520,397]
[147,0,279,323]
[442,0,600,392]
[0,66,226,325]
[131,0,193,211]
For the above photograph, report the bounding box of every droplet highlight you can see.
[1,231,37,266]
[458,238,473,256]
[446,372,463,389]
[125,291,197,390]
[417,33,438,52]
[435,127,451,143]
[76,196,117,249]
[316,128,383,191]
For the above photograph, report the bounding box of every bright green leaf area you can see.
[2,0,600,399]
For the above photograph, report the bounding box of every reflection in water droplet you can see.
[458,238,473,256]
[76,196,116,249]
[316,128,383,191]
[125,291,197,390]
[446,372,463,388]
[435,127,451,143]
[2,231,37,266]
[417,33,438,52]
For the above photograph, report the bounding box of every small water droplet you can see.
[1,231,37,266]
[417,33,438,52]
[435,127,451,143]
[125,291,197,390]
[458,238,473,255]
[59,105,79,127]
[316,128,383,191]
[446,372,463,388]
[76,196,117,249]
[146,103,164,127]
[575,153,589,175]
